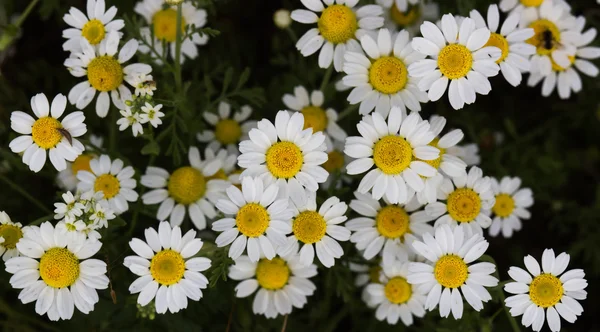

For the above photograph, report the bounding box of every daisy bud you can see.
[273,9,291,29]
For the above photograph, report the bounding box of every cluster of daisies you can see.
[0,0,592,330]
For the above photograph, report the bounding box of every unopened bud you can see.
[273,9,291,29]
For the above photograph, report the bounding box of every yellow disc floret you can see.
[206,168,228,181]
[384,277,412,304]
[81,19,106,45]
[150,249,186,286]
[0,224,23,249]
[434,254,468,288]
[265,141,304,179]
[318,4,358,44]
[391,4,420,27]
[292,211,327,244]
[71,154,94,175]
[87,55,124,92]
[413,138,444,170]
[152,9,186,43]
[447,188,482,222]
[94,174,121,199]
[236,203,270,237]
[520,0,544,6]
[373,135,413,175]
[31,117,63,150]
[484,33,509,64]
[168,166,207,205]
[551,55,575,72]
[529,274,564,308]
[492,194,515,218]
[39,248,80,288]
[376,205,410,239]
[301,106,328,133]
[438,44,473,79]
[322,150,345,173]
[256,257,290,290]
[527,19,561,56]
[369,57,409,94]
[215,119,242,145]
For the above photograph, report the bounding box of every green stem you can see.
[320,65,334,92]
[0,174,50,213]
[128,154,156,237]
[337,104,358,121]
[484,255,521,332]
[285,27,298,43]
[174,3,184,92]
[109,108,117,154]
[29,214,54,226]
[15,0,40,28]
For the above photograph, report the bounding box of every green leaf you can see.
[141,141,160,156]
[221,67,234,96]
[235,68,251,91]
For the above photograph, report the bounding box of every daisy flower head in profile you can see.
[344,107,440,205]
[77,154,139,214]
[488,176,533,238]
[141,146,229,229]
[470,5,536,87]
[237,110,329,201]
[504,249,587,332]
[343,28,429,116]
[56,135,103,191]
[407,224,498,319]
[282,85,347,142]
[229,253,317,318]
[135,0,209,63]
[365,260,426,325]
[0,211,24,261]
[124,221,211,314]
[446,142,480,166]
[278,191,350,268]
[62,0,124,52]
[6,221,108,321]
[409,14,502,110]
[9,93,87,173]
[212,176,294,262]
[376,0,439,36]
[291,0,384,71]
[197,101,256,155]
[203,147,243,188]
[350,262,384,307]
[346,192,434,265]
[65,31,152,118]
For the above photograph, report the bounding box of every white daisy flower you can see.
[346,192,434,265]
[343,28,429,116]
[130,73,157,97]
[9,93,87,173]
[117,106,144,137]
[0,211,24,261]
[391,0,418,12]
[229,253,317,318]
[135,0,209,63]
[504,249,587,332]
[124,221,211,314]
[237,110,329,200]
[499,0,570,15]
[54,191,86,222]
[139,102,164,128]
[291,0,384,71]
[203,147,243,187]
[77,154,139,214]
[350,262,383,308]
[470,5,536,87]
[6,221,109,321]
[56,136,103,191]
[197,101,256,155]
[141,147,229,229]
[212,177,294,262]
[488,176,533,238]
[62,0,125,52]
[407,224,498,319]
[344,107,439,204]
[65,31,152,118]
[320,138,352,189]
[377,0,439,36]
[282,85,347,142]
[409,14,502,110]
[365,260,426,325]
[278,192,350,268]
[446,142,480,166]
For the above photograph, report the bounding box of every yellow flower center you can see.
[322,150,345,173]
[318,4,358,44]
[168,166,207,205]
[39,248,80,288]
[447,188,482,223]
[265,141,304,179]
[376,205,410,239]
[71,154,94,175]
[87,55,124,92]
[150,249,185,286]
[438,44,473,79]
[520,0,544,6]
[81,19,106,45]
[413,138,444,170]
[292,211,327,244]
[206,168,228,181]
[484,33,509,64]
[31,117,63,150]
[373,135,413,175]
[94,174,121,199]
[529,274,564,308]
[369,56,409,94]
[214,119,242,145]
[390,4,420,27]
[384,277,412,304]
[236,203,270,237]
[301,106,328,133]
[256,257,290,290]
[0,224,23,249]
[527,19,561,56]
[434,254,468,288]
[152,8,186,43]
[551,55,576,72]
[492,194,515,218]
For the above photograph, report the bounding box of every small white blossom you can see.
[117,107,144,137]
[139,103,165,128]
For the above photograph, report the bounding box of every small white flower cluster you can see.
[53,190,116,242]
[117,93,165,137]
